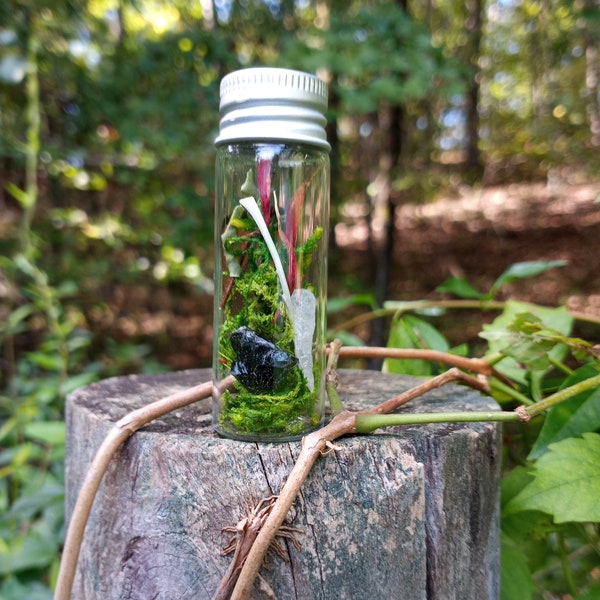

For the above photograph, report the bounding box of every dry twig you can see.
[227,365,487,600]
[54,376,234,600]
[214,496,302,600]
[334,344,508,382]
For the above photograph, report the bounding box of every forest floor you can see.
[148,178,600,370]
[328,178,600,354]
[334,179,600,310]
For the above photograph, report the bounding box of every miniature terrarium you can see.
[212,68,330,441]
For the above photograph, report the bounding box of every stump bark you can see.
[65,368,501,600]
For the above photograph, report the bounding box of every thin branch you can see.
[355,410,520,433]
[489,377,536,406]
[525,372,600,418]
[359,367,490,415]
[213,496,280,600]
[334,345,510,383]
[325,339,344,414]
[228,367,487,599]
[54,376,233,600]
[330,299,600,332]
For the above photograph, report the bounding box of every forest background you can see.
[1,0,600,598]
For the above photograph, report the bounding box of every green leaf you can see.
[489,260,568,298]
[502,465,535,507]
[62,371,98,395]
[327,330,365,347]
[0,304,34,337]
[501,466,551,540]
[23,421,65,446]
[5,182,29,207]
[24,351,63,371]
[480,301,573,385]
[9,483,64,522]
[327,294,377,313]
[55,279,79,298]
[0,530,58,575]
[481,328,556,371]
[435,276,483,299]
[529,364,600,459]
[577,587,600,600]
[500,533,534,600]
[0,577,53,600]
[383,314,449,376]
[505,433,600,523]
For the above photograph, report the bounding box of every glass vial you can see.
[212,68,330,441]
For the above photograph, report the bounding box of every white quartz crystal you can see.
[292,288,316,391]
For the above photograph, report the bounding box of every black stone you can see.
[230,326,298,393]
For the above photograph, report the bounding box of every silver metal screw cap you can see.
[215,68,330,150]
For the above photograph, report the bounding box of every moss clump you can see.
[219,233,322,437]
[221,376,320,436]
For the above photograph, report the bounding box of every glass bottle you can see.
[212,67,330,441]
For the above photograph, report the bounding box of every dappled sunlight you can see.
[399,182,600,232]
[334,220,370,248]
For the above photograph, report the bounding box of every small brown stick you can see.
[334,345,498,378]
[361,368,490,415]
[54,375,234,600]
[214,496,303,600]
[228,367,486,599]
[213,497,278,600]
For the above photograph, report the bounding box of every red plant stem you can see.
[281,182,308,292]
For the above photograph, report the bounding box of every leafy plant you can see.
[374,263,600,600]
[326,259,600,599]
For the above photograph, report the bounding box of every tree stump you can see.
[65,368,501,600]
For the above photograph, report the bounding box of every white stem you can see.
[239,196,295,322]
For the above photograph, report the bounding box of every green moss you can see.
[220,371,320,435]
[219,193,324,437]
[296,226,323,277]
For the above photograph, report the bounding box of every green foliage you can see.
[500,533,536,600]
[530,365,600,458]
[222,377,319,436]
[363,263,600,599]
[382,314,452,376]
[437,260,569,301]
[506,433,600,523]
[481,304,574,374]
[283,0,463,114]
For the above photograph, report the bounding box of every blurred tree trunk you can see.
[200,0,215,30]
[586,42,600,147]
[582,0,600,147]
[528,0,553,124]
[327,85,342,250]
[368,0,407,365]
[464,0,483,176]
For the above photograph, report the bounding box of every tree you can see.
[579,0,600,147]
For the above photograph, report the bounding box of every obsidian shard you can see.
[230,326,298,393]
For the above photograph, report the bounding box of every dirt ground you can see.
[334,180,600,311]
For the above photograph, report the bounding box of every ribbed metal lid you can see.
[215,68,330,150]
